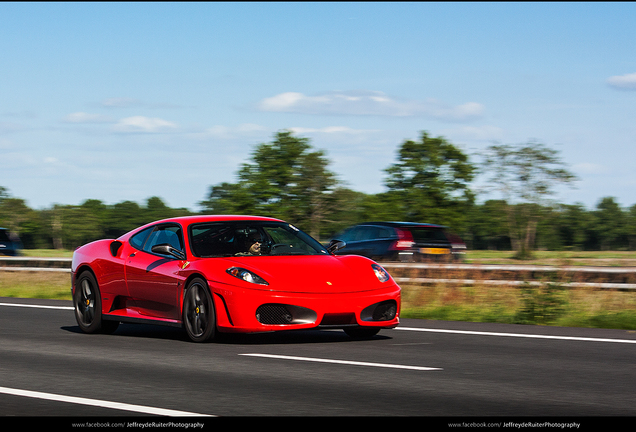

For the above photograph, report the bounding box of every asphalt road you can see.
[0,297,635,421]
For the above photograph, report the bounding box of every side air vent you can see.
[110,240,123,257]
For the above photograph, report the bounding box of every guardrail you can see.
[380,263,636,290]
[381,262,636,274]
[0,257,71,272]
[2,257,636,289]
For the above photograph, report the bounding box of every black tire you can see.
[344,327,380,339]
[73,271,119,334]
[183,278,216,343]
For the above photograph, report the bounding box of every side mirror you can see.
[327,239,346,254]
[151,244,186,260]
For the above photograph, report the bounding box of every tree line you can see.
[2,130,635,256]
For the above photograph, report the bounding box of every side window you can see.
[143,225,184,256]
[377,227,393,239]
[357,226,379,241]
[334,228,353,242]
[130,227,153,250]
[348,227,365,242]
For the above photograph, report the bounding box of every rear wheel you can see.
[73,271,119,334]
[183,278,216,342]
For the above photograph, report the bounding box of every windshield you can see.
[189,221,328,258]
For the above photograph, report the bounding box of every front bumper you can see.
[210,282,401,333]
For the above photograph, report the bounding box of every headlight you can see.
[372,264,390,283]
[226,267,269,285]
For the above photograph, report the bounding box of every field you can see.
[0,271,72,300]
[2,250,636,330]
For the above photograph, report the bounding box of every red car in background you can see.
[72,215,400,342]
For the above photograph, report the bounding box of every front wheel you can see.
[73,271,119,334]
[183,278,216,342]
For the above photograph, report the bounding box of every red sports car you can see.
[71,215,401,342]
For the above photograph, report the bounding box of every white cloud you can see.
[113,116,178,133]
[257,90,485,122]
[63,112,113,123]
[607,73,636,90]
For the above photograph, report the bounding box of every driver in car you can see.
[235,233,263,256]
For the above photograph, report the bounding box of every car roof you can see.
[119,215,287,240]
[144,215,285,227]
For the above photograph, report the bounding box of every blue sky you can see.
[2,2,635,211]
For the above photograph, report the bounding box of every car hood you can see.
[197,254,392,294]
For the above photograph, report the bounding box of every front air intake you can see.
[256,304,293,324]
[360,300,398,322]
[256,304,317,325]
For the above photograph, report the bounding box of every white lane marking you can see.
[240,353,442,371]
[395,327,636,344]
[0,302,73,310]
[0,386,211,416]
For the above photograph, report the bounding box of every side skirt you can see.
[102,314,183,328]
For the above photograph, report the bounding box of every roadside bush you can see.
[513,282,567,325]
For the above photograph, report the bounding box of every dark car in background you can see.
[330,222,466,262]
[0,228,22,256]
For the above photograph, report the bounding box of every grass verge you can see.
[400,281,636,330]
[0,271,72,300]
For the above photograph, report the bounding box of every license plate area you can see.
[420,248,450,254]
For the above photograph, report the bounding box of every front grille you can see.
[256,304,293,324]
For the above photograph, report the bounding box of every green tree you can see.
[322,188,404,239]
[481,141,578,259]
[553,203,594,250]
[0,188,41,248]
[201,131,338,239]
[104,201,145,238]
[594,197,627,250]
[200,182,255,216]
[0,196,35,239]
[384,131,476,231]
[0,186,9,202]
[145,196,191,221]
[469,200,510,250]
[628,204,636,251]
